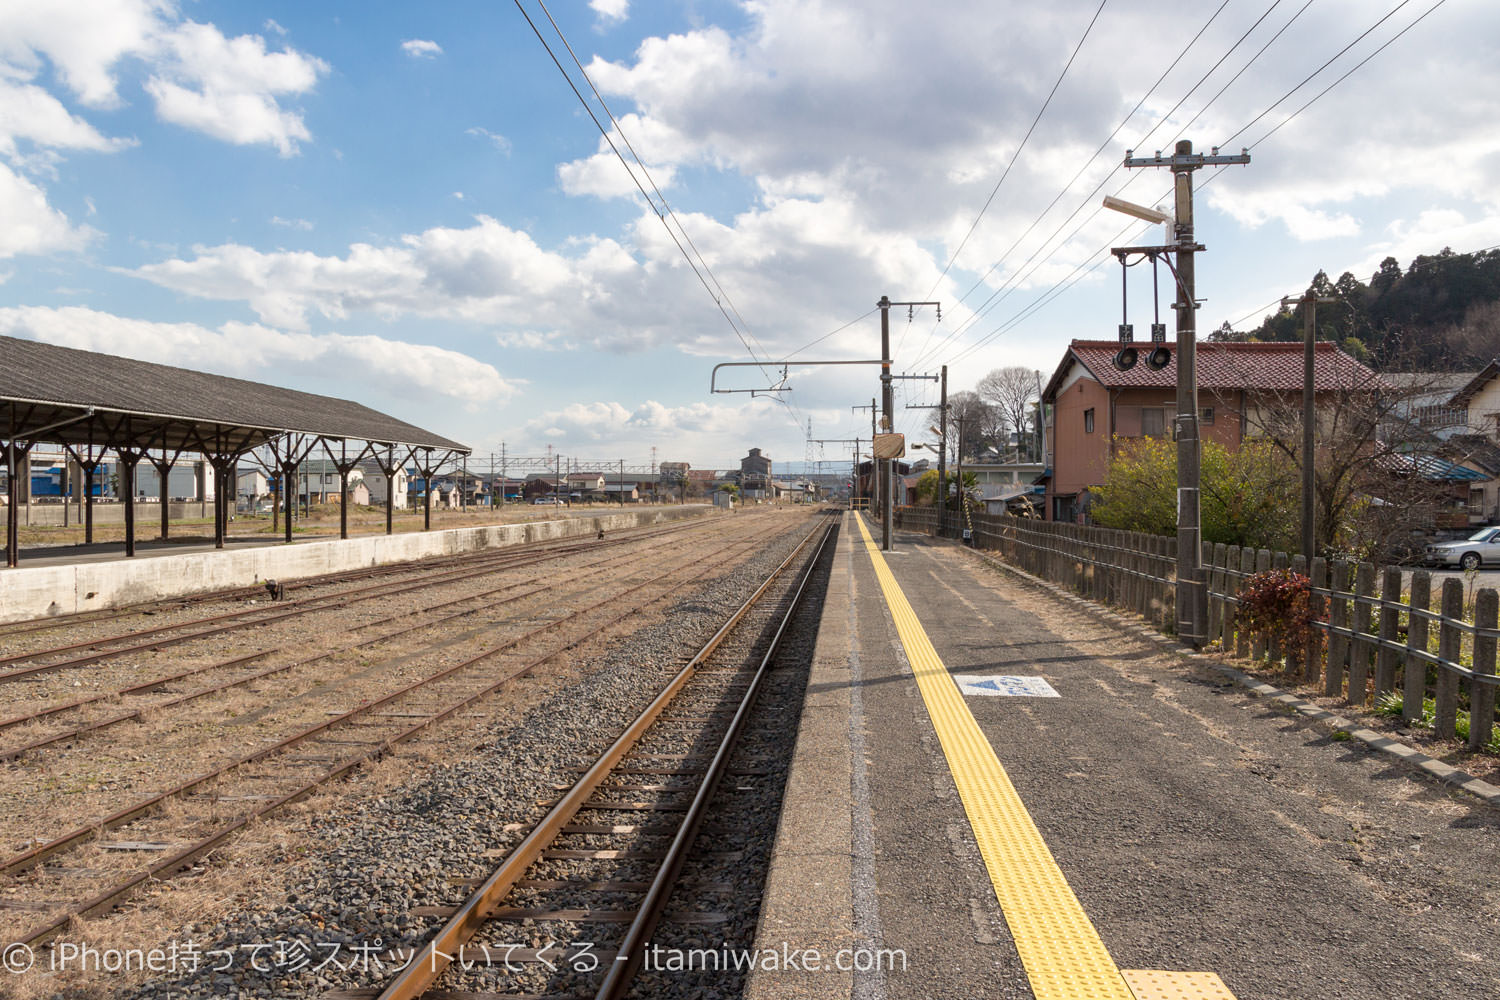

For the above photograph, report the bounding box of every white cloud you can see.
[0,0,161,108]
[145,21,328,156]
[0,304,518,408]
[0,78,133,161]
[525,399,752,449]
[270,215,313,230]
[264,19,287,36]
[557,150,676,199]
[590,0,630,25]
[401,39,443,59]
[0,162,97,257]
[124,202,953,364]
[495,329,577,352]
[465,126,511,155]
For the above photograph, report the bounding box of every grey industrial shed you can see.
[1,335,470,566]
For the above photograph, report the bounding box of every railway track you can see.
[0,515,713,675]
[0,512,807,955]
[0,513,707,644]
[358,513,837,1000]
[0,519,730,760]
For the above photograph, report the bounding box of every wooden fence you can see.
[895,505,1498,751]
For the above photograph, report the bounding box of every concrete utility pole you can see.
[939,366,948,532]
[1283,292,1337,559]
[852,399,876,513]
[876,295,940,551]
[1123,140,1249,648]
[903,368,947,533]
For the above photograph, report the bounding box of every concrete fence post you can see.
[1236,547,1254,658]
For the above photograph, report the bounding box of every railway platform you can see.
[746,511,1500,1000]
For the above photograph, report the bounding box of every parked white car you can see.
[1424,526,1500,570]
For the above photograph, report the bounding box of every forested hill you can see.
[1211,246,1500,370]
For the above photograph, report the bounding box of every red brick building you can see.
[1040,339,1381,522]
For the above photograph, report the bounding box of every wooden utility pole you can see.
[1123,140,1250,647]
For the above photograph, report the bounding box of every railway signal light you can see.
[1114,323,1137,371]
[1146,322,1171,370]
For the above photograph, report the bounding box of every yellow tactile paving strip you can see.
[854,516,1235,1000]
[1121,970,1238,999]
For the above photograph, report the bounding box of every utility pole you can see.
[876,295,940,551]
[1123,139,1250,648]
[902,369,947,533]
[1283,292,1336,558]
[852,399,876,514]
[939,366,948,533]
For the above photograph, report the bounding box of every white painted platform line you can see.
[953,675,1059,698]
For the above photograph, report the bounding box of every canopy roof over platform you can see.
[1,335,469,456]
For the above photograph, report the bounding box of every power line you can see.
[1172,0,1317,140]
[918,0,1403,372]
[911,1,1294,370]
[908,1,1235,371]
[514,0,805,432]
[1220,0,1417,148]
[914,0,1109,307]
[1240,0,1448,151]
[782,307,879,360]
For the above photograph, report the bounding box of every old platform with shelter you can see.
[1,335,470,567]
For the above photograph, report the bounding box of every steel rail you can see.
[373,514,832,1000]
[0,510,717,641]
[0,521,709,749]
[0,512,712,651]
[7,520,796,941]
[0,516,717,681]
[597,515,836,999]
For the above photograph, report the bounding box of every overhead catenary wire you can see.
[911,0,1294,371]
[1220,0,1418,148]
[514,0,806,432]
[923,0,1446,374]
[908,0,1235,370]
[907,0,1110,355]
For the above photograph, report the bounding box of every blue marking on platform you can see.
[954,675,1060,698]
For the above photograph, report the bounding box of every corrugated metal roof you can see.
[1044,339,1386,399]
[1,335,467,453]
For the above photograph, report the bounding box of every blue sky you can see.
[2,0,1496,474]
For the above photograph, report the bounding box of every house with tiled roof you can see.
[1040,339,1383,522]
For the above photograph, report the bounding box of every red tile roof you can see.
[1046,339,1386,398]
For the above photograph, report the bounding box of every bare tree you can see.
[946,391,998,462]
[1244,369,1457,559]
[976,366,1044,460]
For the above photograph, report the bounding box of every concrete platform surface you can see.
[747,512,1500,1000]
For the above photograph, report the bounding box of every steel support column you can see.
[122,451,140,557]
